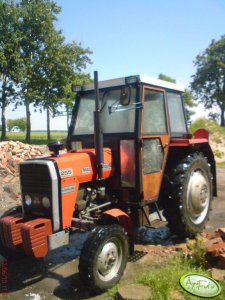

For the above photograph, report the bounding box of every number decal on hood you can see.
[60,168,73,178]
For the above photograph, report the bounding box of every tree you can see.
[158,74,196,121]
[158,73,176,83]
[7,117,27,131]
[182,89,196,121]
[191,36,225,126]
[18,0,92,141]
[0,0,22,141]
[0,0,92,141]
[34,35,92,140]
[56,71,91,131]
[17,0,61,142]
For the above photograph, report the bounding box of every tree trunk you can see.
[220,104,225,127]
[1,78,7,141]
[47,107,51,141]
[66,105,70,130]
[25,97,31,143]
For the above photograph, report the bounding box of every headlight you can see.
[42,196,50,209]
[25,194,32,206]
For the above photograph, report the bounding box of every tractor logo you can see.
[82,167,91,174]
[60,168,73,178]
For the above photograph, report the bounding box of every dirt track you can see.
[0,169,225,300]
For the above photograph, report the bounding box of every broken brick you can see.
[206,241,225,257]
[205,237,223,247]
[218,254,225,269]
[217,228,225,240]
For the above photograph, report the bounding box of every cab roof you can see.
[83,74,185,92]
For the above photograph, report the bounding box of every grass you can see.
[108,242,225,300]
[1,131,67,145]
[135,254,225,300]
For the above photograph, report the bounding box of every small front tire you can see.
[79,225,129,294]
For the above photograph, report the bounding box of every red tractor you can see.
[0,72,216,294]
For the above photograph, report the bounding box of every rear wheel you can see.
[79,225,128,294]
[163,153,213,238]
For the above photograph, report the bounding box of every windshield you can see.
[73,87,137,134]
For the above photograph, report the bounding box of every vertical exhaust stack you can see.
[94,71,104,179]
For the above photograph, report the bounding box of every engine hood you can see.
[50,148,114,183]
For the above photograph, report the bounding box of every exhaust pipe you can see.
[94,71,104,179]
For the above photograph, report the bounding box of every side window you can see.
[74,95,95,134]
[143,89,167,135]
[143,139,163,174]
[120,140,136,187]
[167,92,187,136]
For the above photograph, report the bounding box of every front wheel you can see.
[163,153,213,238]
[79,225,129,295]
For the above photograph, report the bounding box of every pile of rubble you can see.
[0,141,49,212]
[0,141,48,178]
[171,229,225,281]
[167,229,225,271]
[204,228,225,269]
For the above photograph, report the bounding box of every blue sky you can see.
[8,0,225,130]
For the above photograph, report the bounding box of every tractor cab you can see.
[68,75,186,202]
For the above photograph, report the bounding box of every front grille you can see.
[20,162,53,217]
[20,163,52,195]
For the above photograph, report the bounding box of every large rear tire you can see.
[163,153,213,238]
[79,225,128,295]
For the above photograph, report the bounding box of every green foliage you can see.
[0,0,92,142]
[0,0,22,140]
[186,236,207,268]
[208,111,220,123]
[190,118,225,164]
[183,89,196,121]
[18,0,63,142]
[183,89,195,108]
[7,117,27,131]
[191,35,225,126]
[214,149,224,159]
[158,73,176,83]
[189,117,225,136]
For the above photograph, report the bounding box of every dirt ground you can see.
[0,169,225,300]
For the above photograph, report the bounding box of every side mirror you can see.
[120,87,131,106]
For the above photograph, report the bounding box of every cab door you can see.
[141,87,170,200]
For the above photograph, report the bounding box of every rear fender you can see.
[169,129,217,197]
